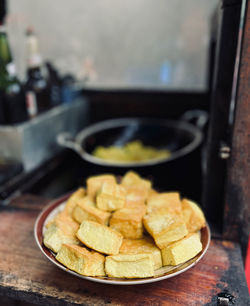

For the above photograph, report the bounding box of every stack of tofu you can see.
[43,171,206,279]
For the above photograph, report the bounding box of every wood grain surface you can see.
[0,195,249,306]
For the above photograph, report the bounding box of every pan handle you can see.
[180,110,208,130]
[57,132,84,156]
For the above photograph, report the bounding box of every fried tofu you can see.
[143,209,188,249]
[124,187,148,209]
[124,198,145,209]
[56,244,105,276]
[119,237,162,269]
[86,174,116,199]
[161,232,202,266]
[105,254,154,278]
[147,192,182,215]
[96,181,126,211]
[47,210,79,234]
[45,209,77,229]
[121,171,151,189]
[73,196,111,225]
[43,222,80,253]
[148,188,159,198]
[182,199,206,233]
[125,186,149,203]
[43,170,208,279]
[121,171,151,197]
[63,188,86,215]
[109,206,146,239]
[76,196,96,207]
[44,209,80,253]
[76,220,123,255]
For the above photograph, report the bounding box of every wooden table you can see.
[0,195,249,306]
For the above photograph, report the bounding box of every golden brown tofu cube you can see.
[182,198,206,233]
[45,208,78,230]
[43,221,80,253]
[125,186,149,203]
[109,206,146,239]
[121,171,151,197]
[147,192,182,215]
[124,198,145,209]
[119,237,162,269]
[148,188,159,198]
[63,188,86,215]
[143,209,188,249]
[86,174,116,199]
[96,181,126,211]
[161,232,202,266]
[124,186,150,210]
[105,254,154,278]
[73,196,111,225]
[121,171,151,189]
[56,244,105,276]
[76,220,123,255]
[49,211,79,234]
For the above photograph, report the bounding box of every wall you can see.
[7,0,218,90]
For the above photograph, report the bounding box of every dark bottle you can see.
[25,28,50,117]
[46,61,62,107]
[0,24,28,124]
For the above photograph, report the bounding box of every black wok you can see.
[58,113,206,201]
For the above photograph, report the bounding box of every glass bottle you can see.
[0,24,28,124]
[46,61,62,107]
[25,28,50,117]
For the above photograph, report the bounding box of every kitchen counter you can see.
[0,194,249,306]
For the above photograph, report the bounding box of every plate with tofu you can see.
[34,171,210,285]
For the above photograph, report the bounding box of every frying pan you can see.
[57,111,207,201]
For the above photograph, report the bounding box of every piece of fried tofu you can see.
[161,232,202,266]
[143,208,188,249]
[96,181,126,211]
[45,209,76,229]
[86,174,116,199]
[148,188,159,198]
[109,206,146,239]
[43,221,80,253]
[119,237,162,269]
[147,192,182,215]
[76,220,123,255]
[47,210,79,234]
[124,187,148,210]
[73,196,111,225]
[125,186,149,204]
[63,188,86,215]
[56,244,105,276]
[121,171,151,189]
[124,198,145,210]
[105,253,154,278]
[121,171,151,198]
[125,187,147,204]
[182,199,206,233]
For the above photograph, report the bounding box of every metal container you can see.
[0,99,89,171]
[57,111,207,201]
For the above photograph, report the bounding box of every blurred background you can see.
[7,0,218,90]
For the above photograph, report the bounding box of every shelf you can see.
[0,194,249,306]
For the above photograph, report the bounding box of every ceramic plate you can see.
[34,193,211,285]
